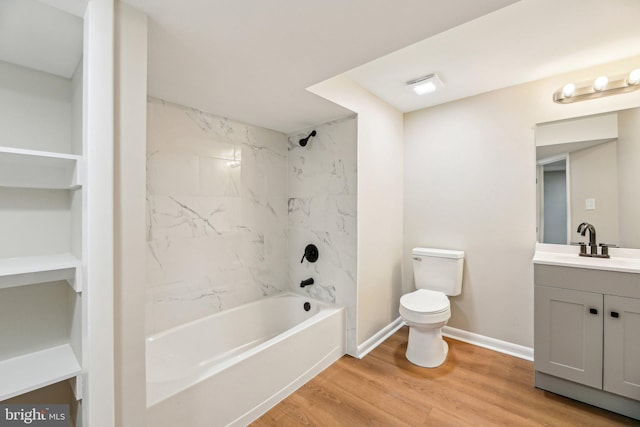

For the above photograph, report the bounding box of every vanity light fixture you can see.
[553,69,640,103]
[407,73,444,95]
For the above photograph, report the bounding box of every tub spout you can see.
[300,278,314,288]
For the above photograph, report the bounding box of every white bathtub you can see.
[146,292,345,426]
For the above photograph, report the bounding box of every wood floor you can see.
[252,327,639,426]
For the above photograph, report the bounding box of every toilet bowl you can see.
[400,247,464,368]
[400,289,451,367]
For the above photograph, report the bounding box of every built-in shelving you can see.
[0,146,82,189]
[0,344,81,401]
[0,1,94,421]
[0,253,81,291]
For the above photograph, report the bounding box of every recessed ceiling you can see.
[346,0,640,113]
[0,0,83,78]
[123,0,519,133]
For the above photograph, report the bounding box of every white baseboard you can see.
[352,320,533,362]
[442,326,533,361]
[355,317,405,359]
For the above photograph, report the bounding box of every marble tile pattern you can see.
[288,116,358,355]
[146,98,288,334]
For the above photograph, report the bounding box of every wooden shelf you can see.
[0,344,81,401]
[0,146,82,189]
[0,253,81,291]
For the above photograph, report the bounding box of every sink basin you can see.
[533,250,640,274]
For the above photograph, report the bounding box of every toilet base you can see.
[405,325,448,368]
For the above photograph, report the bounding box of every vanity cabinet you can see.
[534,286,603,389]
[603,295,640,400]
[534,261,640,418]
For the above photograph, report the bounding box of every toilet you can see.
[400,247,464,367]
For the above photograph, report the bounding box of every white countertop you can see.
[533,243,640,274]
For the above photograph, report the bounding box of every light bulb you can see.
[562,83,576,97]
[628,69,640,85]
[594,76,608,91]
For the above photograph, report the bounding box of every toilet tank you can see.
[412,247,464,296]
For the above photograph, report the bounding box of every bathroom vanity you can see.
[533,243,640,419]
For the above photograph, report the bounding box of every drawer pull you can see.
[589,308,598,315]
[611,311,620,318]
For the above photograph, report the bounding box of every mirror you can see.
[535,107,640,249]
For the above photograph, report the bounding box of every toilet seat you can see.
[400,289,450,324]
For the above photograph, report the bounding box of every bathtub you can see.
[146,292,345,427]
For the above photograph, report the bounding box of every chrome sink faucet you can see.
[577,222,597,254]
[576,222,610,258]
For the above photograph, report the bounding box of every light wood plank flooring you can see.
[252,327,639,426]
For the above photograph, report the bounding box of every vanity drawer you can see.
[534,264,640,298]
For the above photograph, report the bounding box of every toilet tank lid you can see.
[412,247,464,259]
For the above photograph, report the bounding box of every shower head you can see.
[299,130,317,147]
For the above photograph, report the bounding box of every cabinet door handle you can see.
[589,308,598,315]
[610,311,620,318]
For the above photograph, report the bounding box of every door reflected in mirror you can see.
[535,108,640,249]
[538,158,567,244]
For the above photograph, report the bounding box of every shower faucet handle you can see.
[300,244,319,263]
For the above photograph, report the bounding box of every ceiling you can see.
[347,0,640,113]
[5,0,640,134]
[123,0,519,133]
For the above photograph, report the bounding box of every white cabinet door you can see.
[604,295,640,400]
[535,285,603,388]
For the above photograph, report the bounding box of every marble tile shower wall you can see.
[288,116,358,354]
[146,98,288,334]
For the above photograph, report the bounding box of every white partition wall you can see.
[115,2,148,425]
[308,75,404,357]
[83,0,115,424]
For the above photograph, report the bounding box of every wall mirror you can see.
[535,107,640,249]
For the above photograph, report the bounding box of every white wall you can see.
[115,2,147,425]
[145,99,289,334]
[404,55,640,348]
[308,75,404,354]
[0,60,72,152]
[71,60,83,155]
[570,141,619,244]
